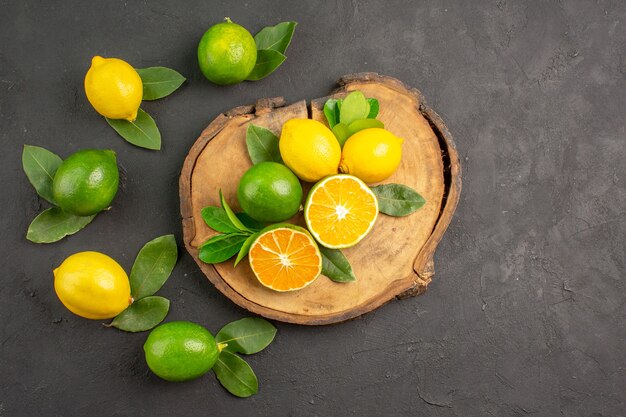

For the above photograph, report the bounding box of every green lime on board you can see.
[52,149,119,216]
[143,321,219,382]
[197,18,257,85]
[237,161,303,223]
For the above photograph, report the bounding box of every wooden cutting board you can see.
[180,73,461,325]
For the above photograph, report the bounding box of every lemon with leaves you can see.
[84,56,143,121]
[339,128,403,184]
[279,119,341,182]
[54,251,132,320]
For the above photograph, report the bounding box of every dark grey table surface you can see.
[1,1,624,416]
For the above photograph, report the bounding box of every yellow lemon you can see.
[84,56,142,121]
[53,251,132,320]
[279,119,341,182]
[339,128,403,184]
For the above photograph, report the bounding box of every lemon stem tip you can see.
[217,342,228,352]
[224,17,232,23]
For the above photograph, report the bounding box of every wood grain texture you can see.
[180,73,462,325]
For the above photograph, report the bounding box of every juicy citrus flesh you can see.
[249,227,322,292]
[197,20,257,85]
[144,321,219,382]
[53,251,131,320]
[279,119,341,182]
[305,175,379,249]
[84,56,142,121]
[237,161,303,222]
[52,149,119,216]
[340,128,403,184]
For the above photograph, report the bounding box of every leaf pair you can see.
[199,191,264,266]
[109,235,178,332]
[106,67,185,150]
[212,318,277,398]
[324,91,381,146]
[247,22,297,81]
[22,145,97,243]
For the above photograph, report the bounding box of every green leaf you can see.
[26,207,95,244]
[129,235,177,300]
[332,123,351,147]
[22,145,63,204]
[199,234,248,264]
[234,232,260,267]
[216,318,277,354]
[201,206,241,234]
[370,183,426,216]
[320,247,356,282]
[213,351,258,398]
[246,124,282,164]
[108,296,169,332]
[136,67,186,100]
[220,190,251,233]
[236,213,265,231]
[367,98,379,118]
[340,91,369,126]
[347,118,384,136]
[253,21,297,54]
[323,99,340,129]
[106,108,161,150]
[245,49,286,81]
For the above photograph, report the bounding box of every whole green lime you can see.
[143,321,219,382]
[197,18,257,85]
[237,162,303,223]
[52,149,119,216]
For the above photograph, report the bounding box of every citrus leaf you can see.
[26,207,95,244]
[323,99,340,129]
[136,67,186,100]
[234,232,260,267]
[236,213,264,231]
[367,98,379,118]
[201,206,241,234]
[320,247,356,282]
[347,118,384,136]
[199,234,248,264]
[22,145,63,204]
[332,123,351,147]
[130,235,177,300]
[340,91,369,126]
[213,351,258,398]
[245,49,286,81]
[220,190,251,233]
[106,108,161,150]
[370,183,426,216]
[108,296,169,332]
[216,317,277,354]
[253,21,297,54]
[245,124,282,164]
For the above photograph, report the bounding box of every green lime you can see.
[143,321,219,382]
[237,162,303,223]
[52,149,119,216]
[197,18,257,85]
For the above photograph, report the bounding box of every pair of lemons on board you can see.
[280,119,404,184]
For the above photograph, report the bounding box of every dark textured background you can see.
[1,1,625,416]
